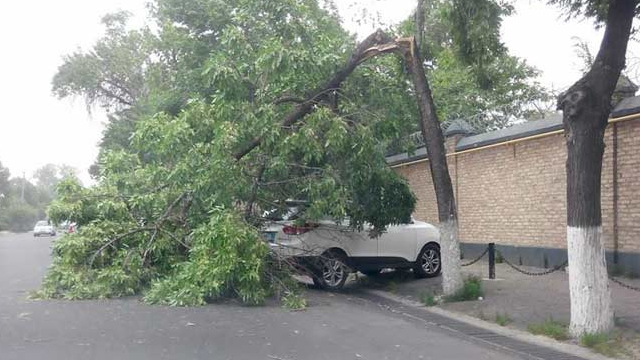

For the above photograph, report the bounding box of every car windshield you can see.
[35,221,48,227]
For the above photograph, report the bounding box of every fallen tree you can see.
[41,9,418,305]
[44,0,544,304]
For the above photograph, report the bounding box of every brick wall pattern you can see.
[393,119,640,253]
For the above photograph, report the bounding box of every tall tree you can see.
[403,0,463,295]
[397,0,549,132]
[0,161,10,197]
[392,0,532,295]
[551,0,639,336]
[33,164,59,199]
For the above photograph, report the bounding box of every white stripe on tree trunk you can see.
[440,219,463,296]
[567,226,614,336]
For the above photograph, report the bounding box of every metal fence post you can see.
[488,243,495,279]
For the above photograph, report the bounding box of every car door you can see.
[316,219,378,257]
[377,222,418,262]
[345,224,378,257]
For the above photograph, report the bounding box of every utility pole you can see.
[20,172,25,203]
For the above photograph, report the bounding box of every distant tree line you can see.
[0,161,78,232]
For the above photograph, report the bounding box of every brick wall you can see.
[393,118,640,254]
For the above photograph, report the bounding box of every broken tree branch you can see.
[233,30,394,161]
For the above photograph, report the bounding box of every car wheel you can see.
[414,243,441,278]
[33,234,37,237]
[313,250,349,291]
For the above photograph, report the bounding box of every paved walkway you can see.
[343,261,640,358]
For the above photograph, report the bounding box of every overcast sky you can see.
[0,0,637,185]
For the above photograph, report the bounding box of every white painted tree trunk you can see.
[567,226,614,337]
[440,219,464,296]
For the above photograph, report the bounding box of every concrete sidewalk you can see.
[345,261,640,359]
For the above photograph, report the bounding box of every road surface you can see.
[0,231,524,360]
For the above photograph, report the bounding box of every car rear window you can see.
[263,206,303,221]
[36,221,49,226]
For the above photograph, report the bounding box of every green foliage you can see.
[0,161,74,232]
[495,312,512,326]
[547,0,613,24]
[51,11,153,112]
[420,292,437,306]
[282,291,307,310]
[43,0,431,306]
[35,228,147,299]
[144,209,269,306]
[447,0,513,88]
[580,332,609,347]
[579,331,629,357]
[444,276,483,302]
[527,318,569,340]
[396,0,550,132]
[0,202,40,232]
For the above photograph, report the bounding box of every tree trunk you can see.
[558,0,636,336]
[401,36,463,296]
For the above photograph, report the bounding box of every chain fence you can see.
[609,275,640,292]
[496,249,568,276]
[461,245,640,293]
[460,245,489,267]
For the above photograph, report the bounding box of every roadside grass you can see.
[625,270,639,279]
[282,292,306,310]
[385,280,398,293]
[419,292,437,306]
[495,312,512,326]
[579,330,640,358]
[527,318,569,340]
[444,276,483,302]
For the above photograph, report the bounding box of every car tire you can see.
[312,250,349,291]
[414,243,441,278]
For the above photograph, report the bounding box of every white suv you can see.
[263,205,441,290]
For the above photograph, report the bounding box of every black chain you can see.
[461,246,489,267]
[496,250,568,276]
[609,276,640,292]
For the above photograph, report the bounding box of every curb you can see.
[360,289,612,360]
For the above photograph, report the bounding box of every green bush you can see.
[38,208,294,306]
[282,292,307,310]
[527,318,569,340]
[580,332,609,348]
[420,292,437,306]
[143,210,270,306]
[445,276,483,302]
[0,202,40,232]
[579,332,624,357]
[495,312,512,326]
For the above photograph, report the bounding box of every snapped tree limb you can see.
[233,30,394,160]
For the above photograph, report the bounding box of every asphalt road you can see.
[0,232,524,360]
